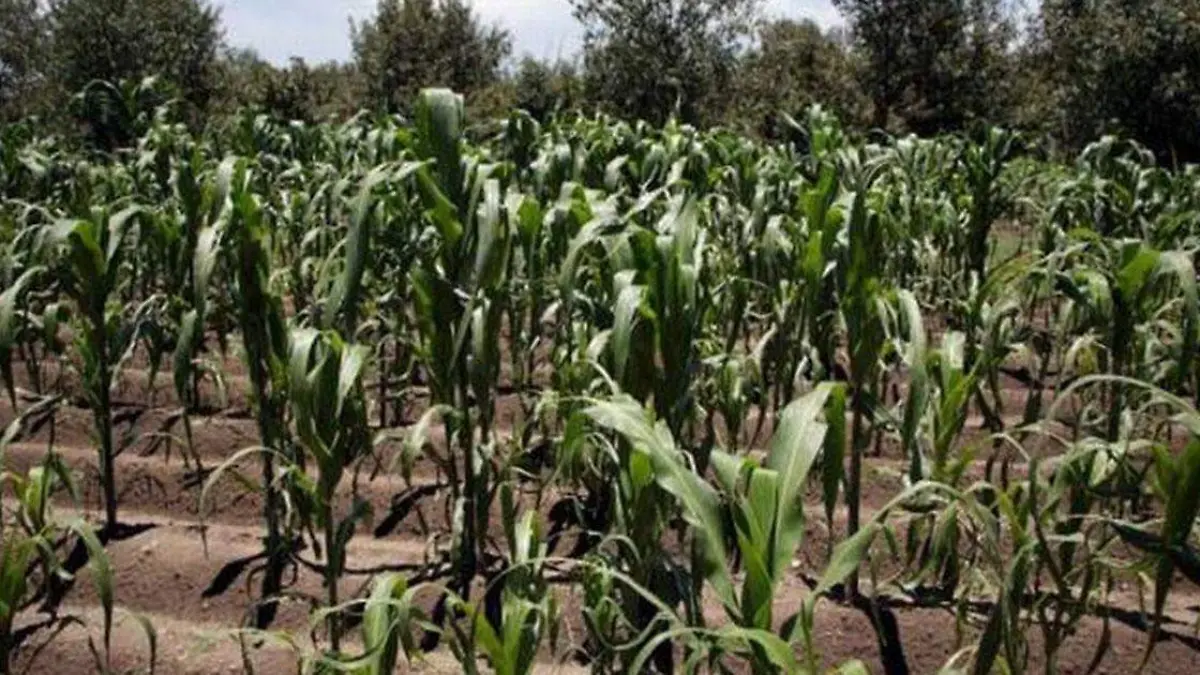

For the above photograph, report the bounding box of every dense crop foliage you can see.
[2,89,1200,674]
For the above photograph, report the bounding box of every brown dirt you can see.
[4,357,1200,675]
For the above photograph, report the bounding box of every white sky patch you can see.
[218,0,841,65]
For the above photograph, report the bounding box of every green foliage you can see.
[351,0,511,114]
[4,0,1196,161]
[218,155,295,630]
[71,77,176,151]
[729,19,867,137]
[48,0,222,119]
[833,0,1017,133]
[1037,0,1200,161]
[213,55,363,124]
[571,0,760,125]
[0,405,151,674]
[511,57,584,122]
[0,0,50,121]
[5,81,1200,675]
[44,206,146,531]
[0,266,41,407]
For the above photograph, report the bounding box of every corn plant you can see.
[255,574,429,675]
[960,128,1018,285]
[706,385,846,672]
[219,157,294,629]
[836,182,893,599]
[1061,376,1200,662]
[44,205,147,533]
[571,194,711,456]
[585,385,875,673]
[286,327,371,649]
[766,161,841,405]
[1055,240,1198,440]
[407,88,513,602]
[169,145,231,475]
[572,389,702,672]
[448,490,556,675]
[0,409,125,674]
[0,266,42,409]
[8,80,1200,675]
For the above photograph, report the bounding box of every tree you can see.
[1035,0,1200,162]
[832,0,1017,134]
[571,0,761,125]
[212,49,363,123]
[261,58,360,123]
[47,0,222,114]
[209,47,277,116]
[512,56,583,121]
[351,0,511,114]
[0,0,49,120]
[729,19,867,137]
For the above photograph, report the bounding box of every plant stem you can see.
[1,616,11,674]
[259,450,283,628]
[177,402,197,474]
[325,498,340,650]
[378,342,388,428]
[847,385,867,600]
[93,319,117,533]
[249,356,285,630]
[456,367,477,601]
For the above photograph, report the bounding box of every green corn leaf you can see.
[473,178,509,290]
[288,327,326,459]
[0,266,41,406]
[415,169,464,251]
[740,467,780,627]
[50,218,102,293]
[726,626,801,673]
[415,89,465,211]
[325,164,391,333]
[1115,245,1160,303]
[610,275,643,382]
[559,215,619,301]
[822,383,847,546]
[172,310,200,401]
[468,600,507,673]
[1163,438,1200,548]
[336,342,369,417]
[834,660,871,675]
[0,536,37,627]
[124,610,158,675]
[105,205,145,271]
[711,448,751,494]
[584,395,736,609]
[67,519,113,663]
[361,573,418,674]
[767,384,833,577]
[198,445,292,553]
[814,521,881,598]
[1158,251,1199,387]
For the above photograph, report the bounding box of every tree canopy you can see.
[571,0,760,125]
[1,0,1197,162]
[1036,0,1200,161]
[0,0,48,120]
[48,0,223,113]
[351,0,511,113]
[833,0,1017,133]
[730,19,865,136]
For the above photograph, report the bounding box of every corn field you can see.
[3,88,1200,674]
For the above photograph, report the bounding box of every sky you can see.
[219,0,842,65]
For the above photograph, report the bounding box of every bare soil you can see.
[4,354,1200,674]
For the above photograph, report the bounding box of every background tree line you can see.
[1,0,1198,162]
